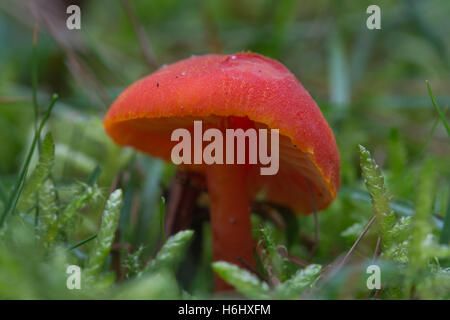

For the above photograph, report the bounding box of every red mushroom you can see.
[103,52,340,291]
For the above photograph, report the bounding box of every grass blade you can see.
[426,80,450,136]
[159,196,166,244]
[69,233,98,251]
[329,32,350,110]
[86,165,102,186]
[0,94,58,228]
[32,25,40,147]
[0,181,8,206]
[440,194,450,244]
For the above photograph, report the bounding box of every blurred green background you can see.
[0,0,448,299]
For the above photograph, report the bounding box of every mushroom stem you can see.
[206,163,255,291]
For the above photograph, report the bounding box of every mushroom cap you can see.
[104,52,340,214]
